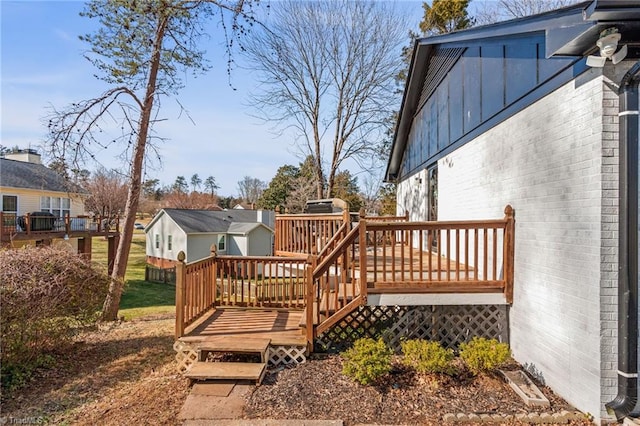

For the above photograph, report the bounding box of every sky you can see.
[1,0,424,196]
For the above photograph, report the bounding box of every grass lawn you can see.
[92,231,175,320]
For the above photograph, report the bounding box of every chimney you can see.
[4,149,42,164]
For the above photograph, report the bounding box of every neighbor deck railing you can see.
[0,212,119,242]
[175,206,515,344]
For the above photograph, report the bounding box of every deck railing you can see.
[0,212,118,241]
[214,254,308,309]
[274,210,350,256]
[307,205,515,342]
[175,249,309,338]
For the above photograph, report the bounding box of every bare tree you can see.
[243,0,407,198]
[84,167,128,218]
[474,0,580,25]
[237,176,265,205]
[45,0,260,321]
[286,174,316,214]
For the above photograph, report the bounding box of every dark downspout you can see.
[606,61,640,420]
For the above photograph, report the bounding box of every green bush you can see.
[459,337,511,375]
[401,339,455,375]
[1,245,110,393]
[342,338,393,385]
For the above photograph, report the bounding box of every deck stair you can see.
[299,284,359,328]
[184,336,270,384]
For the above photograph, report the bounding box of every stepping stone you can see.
[499,369,550,407]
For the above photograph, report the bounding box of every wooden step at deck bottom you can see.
[185,361,267,383]
[197,337,270,362]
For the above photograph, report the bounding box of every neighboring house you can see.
[0,149,119,262]
[145,208,275,267]
[386,1,640,422]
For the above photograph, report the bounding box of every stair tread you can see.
[185,361,266,381]
[196,337,271,353]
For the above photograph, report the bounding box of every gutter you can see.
[606,60,640,420]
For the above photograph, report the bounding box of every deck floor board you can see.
[183,308,305,345]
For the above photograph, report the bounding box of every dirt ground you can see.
[1,314,190,425]
[3,314,592,425]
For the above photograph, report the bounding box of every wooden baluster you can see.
[483,228,488,281]
[493,227,498,281]
[465,229,469,281]
[455,228,460,281]
[358,220,367,302]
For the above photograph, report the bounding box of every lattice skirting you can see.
[174,340,199,373]
[267,345,307,367]
[315,305,509,353]
[173,340,307,374]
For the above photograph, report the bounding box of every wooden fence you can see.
[145,265,176,284]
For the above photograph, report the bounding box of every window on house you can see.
[40,196,71,217]
[1,195,18,229]
[155,234,160,249]
[2,195,17,214]
[168,235,172,251]
[218,235,226,251]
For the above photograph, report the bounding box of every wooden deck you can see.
[175,206,515,349]
[180,308,306,346]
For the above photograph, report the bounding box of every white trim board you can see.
[366,293,508,306]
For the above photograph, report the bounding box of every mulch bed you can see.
[244,354,591,425]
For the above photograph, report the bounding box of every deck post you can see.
[305,255,316,351]
[503,205,515,304]
[25,213,31,236]
[64,212,71,235]
[358,214,367,304]
[175,251,186,340]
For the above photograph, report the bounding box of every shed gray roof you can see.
[0,158,76,193]
[227,222,263,235]
[158,209,271,234]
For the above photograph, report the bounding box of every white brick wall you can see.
[397,64,627,421]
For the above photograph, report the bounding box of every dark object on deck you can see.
[304,198,347,214]
[30,212,57,231]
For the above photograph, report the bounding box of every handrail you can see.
[364,211,409,222]
[315,221,350,261]
[313,223,360,277]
